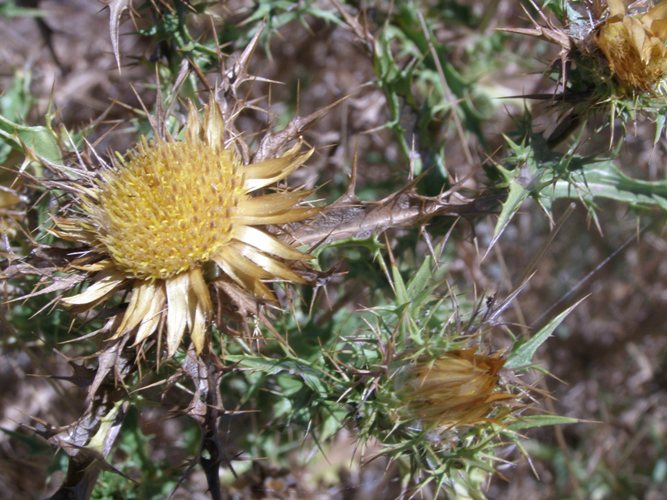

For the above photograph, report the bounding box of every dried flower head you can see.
[595,0,667,90]
[52,101,317,357]
[399,349,513,429]
[0,186,21,240]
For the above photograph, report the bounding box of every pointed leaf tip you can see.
[108,0,130,74]
[505,296,587,370]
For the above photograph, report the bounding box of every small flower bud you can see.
[399,349,513,429]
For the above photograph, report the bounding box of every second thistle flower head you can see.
[0,186,21,240]
[398,349,513,429]
[595,0,667,90]
[53,100,317,357]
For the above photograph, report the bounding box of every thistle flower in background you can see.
[595,0,667,90]
[51,100,317,357]
[399,349,513,429]
[0,186,21,241]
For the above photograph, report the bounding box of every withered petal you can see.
[243,147,313,192]
[165,273,191,357]
[132,285,166,346]
[62,269,126,307]
[233,226,311,261]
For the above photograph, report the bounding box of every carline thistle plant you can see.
[47,99,318,358]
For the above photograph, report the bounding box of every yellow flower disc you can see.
[96,139,244,280]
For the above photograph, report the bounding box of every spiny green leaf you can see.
[508,415,580,431]
[226,355,328,397]
[654,114,666,144]
[391,263,409,304]
[505,297,586,370]
[406,256,432,299]
[545,161,667,211]
[0,71,33,122]
[488,164,533,252]
[0,114,61,164]
[16,126,61,164]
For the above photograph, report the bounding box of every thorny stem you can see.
[183,349,225,500]
[200,365,224,500]
[290,189,503,247]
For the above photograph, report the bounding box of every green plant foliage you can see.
[0,73,60,167]
[491,133,667,247]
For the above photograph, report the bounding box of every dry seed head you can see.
[0,186,21,239]
[595,0,667,90]
[401,349,513,429]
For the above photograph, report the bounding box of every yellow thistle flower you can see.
[54,101,317,357]
[595,0,667,90]
[399,349,513,429]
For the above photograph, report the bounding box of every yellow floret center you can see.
[95,140,244,280]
